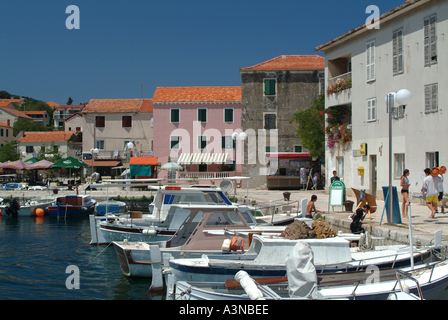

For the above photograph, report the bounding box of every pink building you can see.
[152,86,242,179]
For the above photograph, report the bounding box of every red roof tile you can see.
[152,87,242,103]
[18,131,77,143]
[82,99,151,113]
[46,101,60,107]
[240,55,325,71]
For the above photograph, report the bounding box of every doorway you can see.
[370,155,377,196]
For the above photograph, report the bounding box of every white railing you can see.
[178,171,233,179]
[328,71,352,88]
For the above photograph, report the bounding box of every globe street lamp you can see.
[385,89,412,224]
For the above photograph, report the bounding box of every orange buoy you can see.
[0,209,2,217]
[35,208,45,217]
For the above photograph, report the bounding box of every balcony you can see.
[327,72,352,107]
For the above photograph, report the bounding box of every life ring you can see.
[230,236,245,251]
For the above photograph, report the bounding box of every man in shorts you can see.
[422,168,442,219]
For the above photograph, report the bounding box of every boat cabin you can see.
[164,206,252,251]
[57,195,93,206]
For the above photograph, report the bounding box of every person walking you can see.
[422,168,442,219]
[400,169,411,218]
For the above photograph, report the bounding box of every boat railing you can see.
[394,270,424,300]
[251,198,301,221]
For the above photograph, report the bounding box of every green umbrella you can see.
[51,157,88,169]
[24,157,40,164]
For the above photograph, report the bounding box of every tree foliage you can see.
[0,141,19,162]
[13,118,50,137]
[290,94,325,159]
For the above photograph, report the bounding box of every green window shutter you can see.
[171,109,179,122]
[294,146,302,152]
[171,136,179,149]
[199,136,207,149]
[198,109,207,122]
[224,109,233,122]
[264,79,276,95]
[222,136,226,148]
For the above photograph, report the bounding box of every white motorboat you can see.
[0,196,55,217]
[89,184,286,245]
[112,205,286,278]
[166,231,442,283]
[166,241,448,300]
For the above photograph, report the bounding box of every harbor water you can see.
[0,215,156,300]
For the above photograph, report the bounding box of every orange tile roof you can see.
[83,99,152,113]
[152,87,242,103]
[18,131,77,143]
[0,120,12,128]
[46,101,60,107]
[0,99,24,104]
[240,55,325,71]
[0,106,32,119]
[0,102,13,107]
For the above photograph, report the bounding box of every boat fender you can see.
[142,228,157,236]
[230,236,244,251]
[235,271,264,300]
[222,239,231,252]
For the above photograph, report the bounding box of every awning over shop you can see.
[129,157,157,178]
[82,160,121,167]
[130,157,157,166]
[178,153,228,165]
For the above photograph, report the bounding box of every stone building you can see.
[239,55,325,188]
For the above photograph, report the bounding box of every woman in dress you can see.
[400,169,411,218]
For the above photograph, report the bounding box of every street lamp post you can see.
[90,148,99,182]
[232,132,247,197]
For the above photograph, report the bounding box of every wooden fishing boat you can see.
[48,195,97,218]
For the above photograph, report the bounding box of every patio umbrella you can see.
[51,157,88,169]
[24,157,40,164]
[160,162,183,171]
[26,160,54,170]
[51,157,89,183]
[0,160,28,170]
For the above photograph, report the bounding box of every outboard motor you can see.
[5,199,20,216]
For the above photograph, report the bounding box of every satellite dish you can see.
[219,180,233,193]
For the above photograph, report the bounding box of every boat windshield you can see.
[203,192,228,205]
[205,210,246,227]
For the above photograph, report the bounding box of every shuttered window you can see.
[224,109,234,122]
[198,109,207,122]
[170,136,180,149]
[122,116,132,128]
[367,98,376,122]
[221,136,235,149]
[170,109,180,123]
[424,15,437,66]
[95,116,105,128]
[264,113,277,130]
[425,83,438,113]
[264,79,276,96]
[366,41,375,82]
[198,136,207,150]
[393,29,404,75]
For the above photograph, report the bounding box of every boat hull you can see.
[48,203,96,218]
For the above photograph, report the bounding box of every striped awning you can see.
[178,153,228,165]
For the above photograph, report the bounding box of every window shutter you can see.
[430,15,437,62]
[397,29,403,73]
[425,85,431,112]
[393,31,398,74]
[264,79,276,95]
[424,17,430,66]
[431,83,438,112]
[171,109,179,122]
[372,99,376,120]
[224,109,233,122]
[366,42,375,81]
[222,136,226,149]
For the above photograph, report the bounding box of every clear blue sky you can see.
[0,0,404,105]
